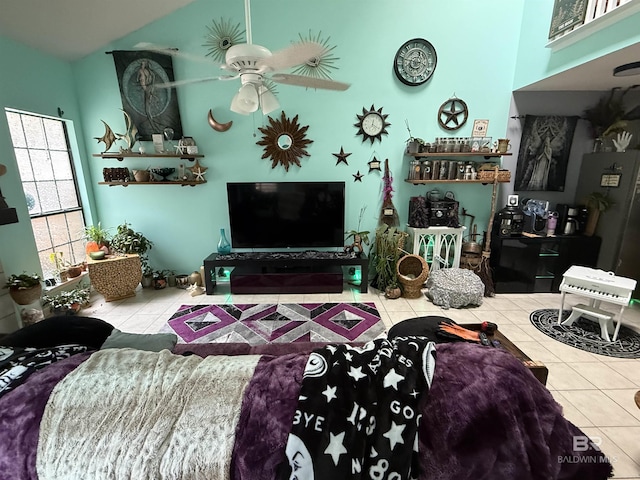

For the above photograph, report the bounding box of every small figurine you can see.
[116,110,138,152]
[94,120,117,153]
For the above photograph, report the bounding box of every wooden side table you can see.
[87,254,142,302]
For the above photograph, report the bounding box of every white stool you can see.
[561,303,615,342]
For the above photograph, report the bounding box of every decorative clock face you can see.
[394,38,437,86]
[355,105,390,144]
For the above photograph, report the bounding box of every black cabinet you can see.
[490,234,601,293]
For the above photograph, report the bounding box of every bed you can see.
[0,316,613,480]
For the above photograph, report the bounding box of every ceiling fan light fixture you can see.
[233,83,259,113]
[259,86,280,115]
[613,61,640,77]
[230,91,252,115]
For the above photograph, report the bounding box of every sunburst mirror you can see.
[256,111,313,171]
[203,18,245,63]
[291,30,339,80]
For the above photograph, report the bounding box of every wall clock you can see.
[438,96,469,131]
[355,105,391,144]
[393,38,437,86]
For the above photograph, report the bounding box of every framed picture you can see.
[152,134,164,153]
[548,0,588,39]
[470,137,492,153]
[472,119,489,138]
[111,50,184,141]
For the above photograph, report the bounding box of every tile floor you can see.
[82,282,640,479]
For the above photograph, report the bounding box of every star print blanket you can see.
[0,341,612,480]
[278,337,436,480]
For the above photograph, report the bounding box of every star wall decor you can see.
[353,170,364,182]
[368,157,381,172]
[333,147,351,165]
[187,159,208,182]
[437,95,469,131]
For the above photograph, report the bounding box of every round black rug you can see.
[530,309,640,359]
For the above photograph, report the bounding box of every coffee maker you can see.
[495,195,524,236]
[556,204,580,235]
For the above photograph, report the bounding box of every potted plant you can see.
[584,191,615,236]
[345,206,370,256]
[370,225,406,298]
[42,286,90,315]
[4,272,42,305]
[110,222,154,273]
[583,86,639,151]
[83,222,111,254]
[152,269,170,289]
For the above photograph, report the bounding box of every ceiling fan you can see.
[139,0,350,115]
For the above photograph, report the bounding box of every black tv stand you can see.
[203,251,369,294]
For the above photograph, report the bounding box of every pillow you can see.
[100,329,177,352]
[387,316,455,343]
[1,316,114,349]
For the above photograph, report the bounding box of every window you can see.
[5,109,86,281]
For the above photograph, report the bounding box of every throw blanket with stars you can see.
[278,336,436,480]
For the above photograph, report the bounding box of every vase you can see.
[217,228,231,255]
[593,137,604,153]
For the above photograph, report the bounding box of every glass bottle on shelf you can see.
[408,159,421,180]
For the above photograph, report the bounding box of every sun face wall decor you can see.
[291,30,339,80]
[256,111,313,171]
[355,105,391,144]
[203,18,245,63]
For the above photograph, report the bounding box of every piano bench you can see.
[561,303,615,342]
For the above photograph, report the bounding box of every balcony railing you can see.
[547,0,640,49]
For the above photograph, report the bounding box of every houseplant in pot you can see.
[83,222,111,255]
[4,272,42,305]
[42,286,90,316]
[584,191,615,236]
[110,222,154,272]
[370,225,406,298]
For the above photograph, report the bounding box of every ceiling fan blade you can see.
[156,75,238,89]
[270,73,350,91]
[256,42,326,72]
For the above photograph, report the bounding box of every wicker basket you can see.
[9,284,43,305]
[396,254,429,299]
[477,169,511,182]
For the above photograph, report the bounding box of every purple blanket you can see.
[0,344,612,480]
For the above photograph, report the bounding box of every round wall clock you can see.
[393,38,437,86]
[438,97,469,130]
[355,105,391,144]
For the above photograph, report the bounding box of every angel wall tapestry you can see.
[514,115,578,192]
[110,50,184,141]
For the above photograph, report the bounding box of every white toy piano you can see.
[558,265,637,342]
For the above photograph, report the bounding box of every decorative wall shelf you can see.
[405,179,510,184]
[98,181,206,187]
[408,152,511,159]
[93,152,204,162]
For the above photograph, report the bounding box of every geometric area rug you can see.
[162,302,386,345]
[530,309,640,359]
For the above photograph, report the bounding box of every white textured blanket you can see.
[37,348,260,480]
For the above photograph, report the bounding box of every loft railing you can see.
[547,0,640,48]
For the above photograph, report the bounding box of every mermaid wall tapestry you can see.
[514,115,578,192]
[111,50,184,141]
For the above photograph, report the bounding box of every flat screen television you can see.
[226,181,345,249]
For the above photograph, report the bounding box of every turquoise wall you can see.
[71,0,526,273]
[514,0,640,90]
[0,35,95,279]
